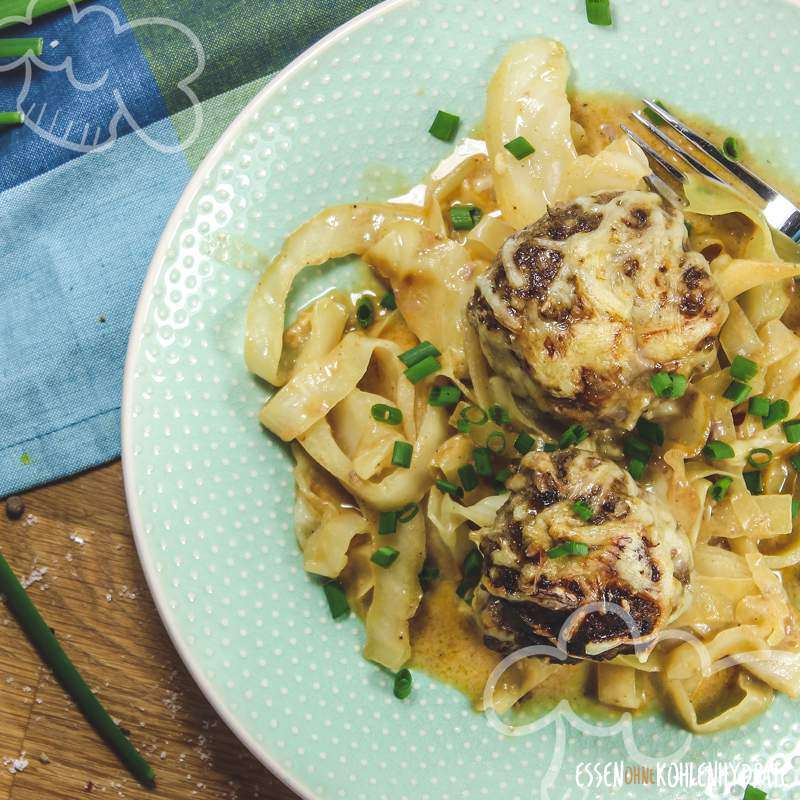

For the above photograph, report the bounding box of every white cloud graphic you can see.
[0,0,204,153]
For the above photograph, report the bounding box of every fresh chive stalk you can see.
[0,37,43,57]
[0,550,156,788]
[0,0,91,30]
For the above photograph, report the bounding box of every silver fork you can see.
[620,99,800,243]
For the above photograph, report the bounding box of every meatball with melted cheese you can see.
[467,190,728,430]
[472,449,690,660]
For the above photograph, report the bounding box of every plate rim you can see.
[120,1,410,796]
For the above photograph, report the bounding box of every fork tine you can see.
[620,124,686,184]
[642,99,776,203]
[643,173,686,209]
[631,111,731,187]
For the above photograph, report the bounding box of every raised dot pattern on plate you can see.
[125,1,800,798]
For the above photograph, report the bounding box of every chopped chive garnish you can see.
[456,548,482,600]
[514,432,535,455]
[0,37,43,58]
[791,453,800,472]
[456,418,471,434]
[709,476,732,502]
[429,109,460,142]
[764,399,789,429]
[379,291,396,310]
[627,458,646,480]
[723,380,752,404]
[504,135,535,160]
[723,136,741,162]
[642,99,669,126]
[460,405,489,426]
[742,786,766,800]
[494,467,511,484]
[573,500,593,521]
[473,447,493,476]
[747,448,773,470]
[486,431,506,453]
[378,511,398,535]
[391,441,413,468]
[404,355,440,384]
[559,424,588,449]
[371,403,403,425]
[794,500,800,520]
[398,502,419,523]
[543,442,558,452]
[355,296,374,328]
[0,111,23,126]
[784,420,800,444]
[730,354,758,382]
[324,581,350,619]
[393,668,413,699]
[743,470,763,495]
[668,374,688,398]
[749,395,771,418]
[650,371,673,397]
[449,204,482,230]
[635,418,664,446]
[458,464,479,492]
[0,548,156,789]
[436,479,463,499]
[585,0,612,26]
[418,563,440,591]
[399,341,441,367]
[547,541,590,559]
[487,404,510,425]
[371,546,400,568]
[703,440,735,460]
[624,436,652,462]
[428,384,461,407]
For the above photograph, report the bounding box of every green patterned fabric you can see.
[126,0,381,118]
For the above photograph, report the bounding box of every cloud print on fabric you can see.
[0,0,204,153]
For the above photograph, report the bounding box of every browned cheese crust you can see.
[473,449,691,661]
[467,190,729,430]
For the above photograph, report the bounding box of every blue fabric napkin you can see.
[0,0,380,497]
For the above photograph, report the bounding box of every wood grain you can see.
[0,462,300,800]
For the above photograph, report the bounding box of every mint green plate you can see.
[122,2,800,797]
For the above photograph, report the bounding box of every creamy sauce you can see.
[408,90,799,721]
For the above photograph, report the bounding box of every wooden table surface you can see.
[0,462,300,800]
